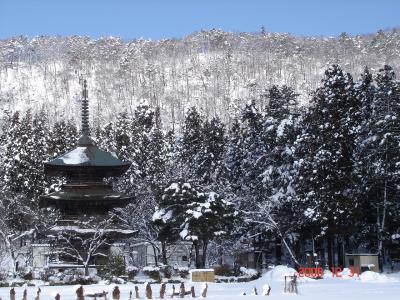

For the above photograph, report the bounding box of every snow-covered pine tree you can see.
[237,100,266,210]
[197,116,226,188]
[180,191,237,268]
[2,110,50,199]
[2,110,32,196]
[255,85,299,265]
[96,121,116,153]
[113,111,136,195]
[153,181,199,265]
[354,65,400,270]
[294,65,360,268]
[49,119,78,158]
[29,111,51,198]
[146,118,168,190]
[224,118,245,194]
[179,107,204,181]
[352,67,376,247]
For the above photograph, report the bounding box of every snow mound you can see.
[360,271,395,283]
[323,269,333,278]
[262,265,297,282]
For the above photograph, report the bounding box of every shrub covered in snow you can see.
[239,267,260,280]
[126,266,139,279]
[47,269,100,285]
[174,266,190,278]
[159,264,173,278]
[98,254,126,279]
[143,266,161,281]
[213,264,236,276]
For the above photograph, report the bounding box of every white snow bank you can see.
[323,269,333,279]
[359,271,396,283]
[261,265,297,282]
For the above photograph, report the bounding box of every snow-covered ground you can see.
[1,267,399,300]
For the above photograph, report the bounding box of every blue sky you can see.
[0,0,399,40]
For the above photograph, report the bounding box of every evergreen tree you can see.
[354,65,400,270]
[179,107,204,181]
[180,191,237,268]
[238,100,265,209]
[197,116,226,187]
[49,119,78,158]
[153,181,199,265]
[224,119,245,193]
[295,65,360,268]
[2,110,50,199]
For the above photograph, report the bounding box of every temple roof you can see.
[46,145,128,167]
[44,144,130,177]
[40,183,134,213]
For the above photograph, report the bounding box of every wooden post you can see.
[284,276,287,293]
[201,283,208,298]
[145,283,152,299]
[171,285,175,299]
[112,286,120,300]
[179,283,185,298]
[190,287,195,298]
[76,286,85,300]
[252,287,258,295]
[135,286,140,299]
[128,290,132,300]
[22,289,27,300]
[10,288,16,300]
[262,284,271,296]
[160,283,166,299]
[293,275,298,294]
[55,294,61,300]
[35,288,41,300]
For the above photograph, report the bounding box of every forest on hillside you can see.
[0,61,399,271]
[0,28,399,130]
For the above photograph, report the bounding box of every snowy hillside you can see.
[0,29,399,128]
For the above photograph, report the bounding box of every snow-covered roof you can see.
[189,269,215,273]
[50,225,137,235]
[345,253,379,256]
[46,145,129,167]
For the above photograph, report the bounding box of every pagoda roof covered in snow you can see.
[44,144,130,178]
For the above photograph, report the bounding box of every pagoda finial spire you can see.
[78,79,93,146]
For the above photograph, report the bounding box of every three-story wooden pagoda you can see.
[37,80,135,271]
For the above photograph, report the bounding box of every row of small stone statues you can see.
[7,283,208,300]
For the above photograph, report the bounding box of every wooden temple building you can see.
[35,80,135,271]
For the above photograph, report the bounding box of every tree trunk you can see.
[327,234,335,269]
[216,239,223,266]
[84,263,89,276]
[201,240,209,268]
[193,241,201,268]
[151,244,159,266]
[377,178,388,272]
[161,241,168,265]
[336,236,343,267]
[275,237,282,265]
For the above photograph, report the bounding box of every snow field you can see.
[1,267,399,300]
